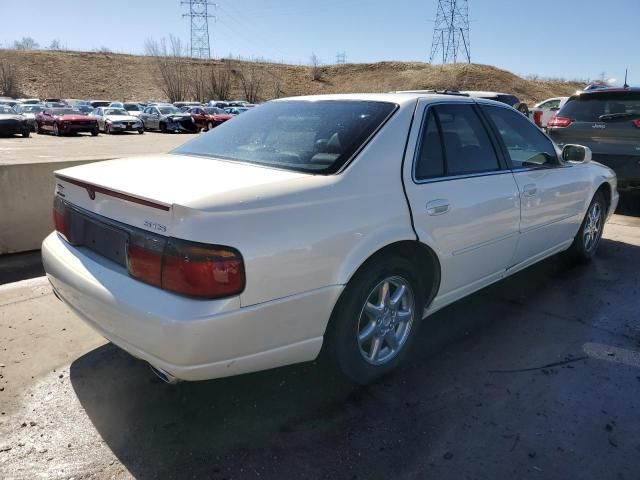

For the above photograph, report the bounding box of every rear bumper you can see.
[42,232,341,381]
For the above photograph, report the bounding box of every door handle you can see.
[522,184,537,197]
[426,199,450,216]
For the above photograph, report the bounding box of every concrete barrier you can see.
[0,159,102,254]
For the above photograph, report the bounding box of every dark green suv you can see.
[548,87,640,191]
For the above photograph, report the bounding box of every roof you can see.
[274,92,482,106]
[578,86,640,95]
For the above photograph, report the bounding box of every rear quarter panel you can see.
[169,102,418,308]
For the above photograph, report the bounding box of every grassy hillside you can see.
[1,49,583,105]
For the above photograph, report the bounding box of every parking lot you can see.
[1,200,639,478]
[0,131,190,165]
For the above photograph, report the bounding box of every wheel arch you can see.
[339,239,441,311]
[595,180,612,215]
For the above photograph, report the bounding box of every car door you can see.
[480,104,590,267]
[403,100,521,309]
[41,110,53,130]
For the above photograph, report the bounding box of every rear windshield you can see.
[559,92,640,122]
[173,100,397,174]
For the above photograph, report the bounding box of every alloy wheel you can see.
[356,276,415,366]
[583,201,602,252]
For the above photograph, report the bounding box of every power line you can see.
[429,0,471,64]
[336,51,346,65]
[181,0,216,59]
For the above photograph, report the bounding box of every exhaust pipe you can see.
[149,364,180,384]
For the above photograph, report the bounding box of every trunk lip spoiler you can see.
[55,174,171,211]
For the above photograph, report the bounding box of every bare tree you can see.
[191,66,208,102]
[48,39,66,51]
[0,60,21,98]
[206,61,233,100]
[236,60,264,103]
[145,36,190,103]
[13,37,39,50]
[310,53,322,81]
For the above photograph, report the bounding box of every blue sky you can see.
[1,0,638,83]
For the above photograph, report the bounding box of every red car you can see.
[36,108,99,136]
[185,106,233,131]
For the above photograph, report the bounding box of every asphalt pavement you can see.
[0,205,639,479]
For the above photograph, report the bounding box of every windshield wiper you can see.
[598,112,638,121]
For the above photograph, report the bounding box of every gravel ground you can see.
[0,211,639,479]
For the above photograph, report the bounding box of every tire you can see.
[37,123,44,134]
[567,191,606,262]
[324,254,425,385]
[91,128,99,137]
[159,122,167,133]
[52,123,59,136]
[138,129,144,134]
[22,127,30,138]
[105,124,111,134]
[207,121,214,131]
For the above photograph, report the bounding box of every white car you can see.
[42,93,618,385]
[91,107,144,134]
[530,97,569,129]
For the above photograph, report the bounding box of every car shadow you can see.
[69,237,639,479]
[616,191,640,217]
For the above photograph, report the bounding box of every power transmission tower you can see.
[429,0,471,64]
[182,0,216,59]
[336,51,346,65]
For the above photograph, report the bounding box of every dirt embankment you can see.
[1,49,583,105]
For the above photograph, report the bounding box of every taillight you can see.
[632,119,640,129]
[52,196,69,239]
[127,231,166,287]
[161,239,245,298]
[548,116,572,128]
[127,234,245,299]
[533,110,543,127]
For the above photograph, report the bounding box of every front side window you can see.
[482,105,558,168]
[173,100,396,174]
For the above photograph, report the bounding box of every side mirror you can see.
[550,107,560,111]
[562,144,592,164]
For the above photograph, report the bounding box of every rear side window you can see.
[414,104,500,180]
[415,110,445,179]
[560,92,640,122]
[483,105,558,168]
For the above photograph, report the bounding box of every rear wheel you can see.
[567,191,606,262]
[91,128,99,137]
[324,255,425,384]
[36,123,44,134]
[22,127,30,138]
[138,129,144,134]
[159,122,167,133]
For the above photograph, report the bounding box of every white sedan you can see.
[91,107,144,134]
[42,93,618,385]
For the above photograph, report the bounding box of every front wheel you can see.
[91,128,99,137]
[324,255,425,384]
[52,123,60,136]
[138,129,144,134]
[22,127,31,138]
[159,122,167,133]
[567,191,606,262]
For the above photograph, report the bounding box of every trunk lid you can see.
[54,153,309,235]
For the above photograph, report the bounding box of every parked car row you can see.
[0,97,255,137]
